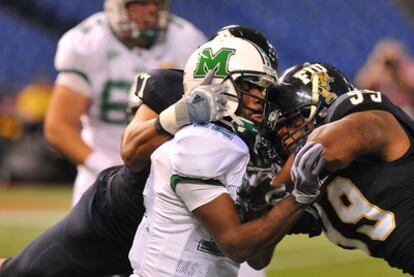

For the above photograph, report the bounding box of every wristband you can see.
[154,116,172,136]
[158,100,190,135]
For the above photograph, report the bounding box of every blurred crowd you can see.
[355,38,414,117]
[0,78,77,186]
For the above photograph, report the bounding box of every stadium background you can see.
[0,0,413,276]
[1,0,414,92]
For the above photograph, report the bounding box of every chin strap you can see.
[233,117,257,134]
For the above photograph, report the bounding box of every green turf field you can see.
[0,185,409,276]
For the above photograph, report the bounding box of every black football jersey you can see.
[134,68,184,113]
[317,89,414,274]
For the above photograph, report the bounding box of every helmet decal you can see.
[311,71,336,105]
[292,63,327,85]
[194,48,236,78]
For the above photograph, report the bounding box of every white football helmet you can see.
[183,35,277,128]
[104,0,170,47]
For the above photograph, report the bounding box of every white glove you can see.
[291,141,326,205]
[157,71,228,135]
[84,151,113,175]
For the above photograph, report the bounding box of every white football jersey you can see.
[54,12,206,203]
[129,123,250,277]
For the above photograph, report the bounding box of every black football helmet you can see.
[261,62,355,159]
[210,25,279,73]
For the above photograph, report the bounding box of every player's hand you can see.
[156,71,228,135]
[238,166,288,213]
[291,141,325,205]
[288,205,322,237]
[264,183,288,206]
[185,71,227,123]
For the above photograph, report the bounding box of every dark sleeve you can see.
[135,68,184,113]
[325,89,414,134]
[325,89,406,123]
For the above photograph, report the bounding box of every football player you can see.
[127,34,323,277]
[122,25,280,277]
[261,62,414,275]
[1,26,282,277]
[44,0,206,206]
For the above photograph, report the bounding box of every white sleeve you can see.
[54,28,92,74]
[170,124,249,182]
[55,72,92,97]
[167,16,207,68]
[170,124,250,201]
[175,182,229,212]
[54,21,97,97]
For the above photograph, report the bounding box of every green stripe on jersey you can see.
[59,69,90,84]
[193,123,236,140]
[170,174,224,191]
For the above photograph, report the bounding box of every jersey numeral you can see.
[347,90,382,105]
[101,80,132,124]
[318,177,396,254]
[135,73,152,99]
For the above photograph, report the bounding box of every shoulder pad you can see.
[325,89,392,123]
[169,15,206,38]
[54,13,106,77]
[132,69,183,113]
[171,124,249,181]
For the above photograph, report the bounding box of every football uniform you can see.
[54,12,206,204]
[315,89,414,274]
[129,123,250,277]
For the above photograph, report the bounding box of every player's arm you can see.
[121,104,171,172]
[44,84,92,165]
[307,109,410,171]
[121,70,227,172]
[46,30,116,174]
[192,192,304,268]
[273,109,410,186]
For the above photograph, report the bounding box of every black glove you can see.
[238,168,274,212]
[238,164,289,212]
[288,205,322,237]
[291,141,326,205]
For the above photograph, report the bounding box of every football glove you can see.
[291,141,326,205]
[238,165,288,212]
[288,205,322,237]
[157,71,228,135]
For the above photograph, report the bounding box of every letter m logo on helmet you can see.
[194,48,236,78]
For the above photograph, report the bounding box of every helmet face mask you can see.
[183,35,277,130]
[104,0,170,47]
[261,62,355,160]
